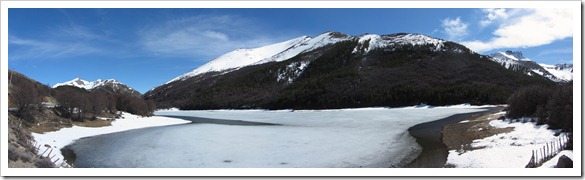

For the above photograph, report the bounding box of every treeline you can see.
[53,86,156,121]
[9,70,156,122]
[506,82,572,131]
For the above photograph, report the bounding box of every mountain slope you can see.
[540,63,573,81]
[54,78,141,97]
[145,32,554,109]
[166,32,353,84]
[488,51,572,82]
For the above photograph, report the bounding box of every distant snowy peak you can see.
[489,51,573,82]
[54,78,130,90]
[53,78,94,89]
[166,32,353,84]
[540,63,573,81]
[54,78,141,96]
[491,50,531,62]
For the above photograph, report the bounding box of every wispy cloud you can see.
[9,23,108,60]
[138,15,287,59]
[463,8,573,52]
[536,48,573,57]
[441,17,468,40]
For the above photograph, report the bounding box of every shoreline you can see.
[403,106,504,168]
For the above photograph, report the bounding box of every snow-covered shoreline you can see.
[446,116,573,168]
[31,112,190,166]
[34,104,559,168]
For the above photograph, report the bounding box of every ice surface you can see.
[61,106,486,168]
[31,113,190,166]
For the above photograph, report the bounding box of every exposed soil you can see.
[442,108,513,152]
[403,106,505,168]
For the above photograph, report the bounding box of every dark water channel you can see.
[403,107,500,168]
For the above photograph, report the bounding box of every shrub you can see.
[20,152,33,162]
[8,146,19,161]
[35,158,54,168]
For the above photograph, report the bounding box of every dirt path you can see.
[403,106,504,168]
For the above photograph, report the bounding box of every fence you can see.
[525,134,570,168]
[33,141,72,168]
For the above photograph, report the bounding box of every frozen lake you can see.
[65,105,487,168]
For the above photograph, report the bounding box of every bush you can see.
[20,152,33,162]
[8,146,19,161]
[35,158,54,168]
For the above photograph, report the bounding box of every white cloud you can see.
[480,8,509,26]
[139,15,285,59]
[442,17,468,40]
[463,8,573,52]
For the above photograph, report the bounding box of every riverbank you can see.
[403,106,504,168]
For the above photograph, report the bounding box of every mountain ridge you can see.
[54,78,142,97]
[144,32,556,110]
[488,51,572,82]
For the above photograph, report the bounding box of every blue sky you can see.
[8,8,574,93]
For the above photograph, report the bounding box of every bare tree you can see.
[12,82,40,119]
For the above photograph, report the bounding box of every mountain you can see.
[165,32,353,84]
[144,32,554,110]
[53,78,141,97]
[488,51,572,82]
[539,63,573,82]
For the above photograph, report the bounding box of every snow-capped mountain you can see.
[54,78,141,97]
[488,51,572,82]
[166,32,354,84]
[540,63,573,81]
[145,31,551,110]
[165,32,461,85]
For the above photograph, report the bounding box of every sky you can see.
[7,8,574,93]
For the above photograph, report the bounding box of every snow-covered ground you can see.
[60,105,488,168]
[446,117,572,168]
[31,112,190,166]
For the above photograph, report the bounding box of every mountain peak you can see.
[54,78,141,97]
[488,51,572,82]
[495,50,530,61]
[165,32,354,84]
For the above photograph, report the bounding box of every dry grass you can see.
[72,120,113,127]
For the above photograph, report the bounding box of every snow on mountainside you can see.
[54,78,141,97]
[166,32,453,85]
[166,32,353,84]
[540,63,573,81]
[53,78,128,90]
[488,51,572,82]
[352,33,448,54]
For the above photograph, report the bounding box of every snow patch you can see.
[277,61,311,83]
[447,118,568,168]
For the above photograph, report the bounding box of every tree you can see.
[12,82,40,120]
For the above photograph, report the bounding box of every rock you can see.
[555,155,573,168]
